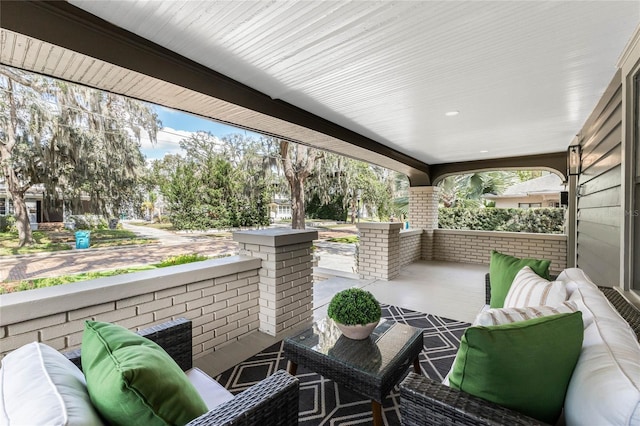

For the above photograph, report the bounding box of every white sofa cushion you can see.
[0,342,104,426]
[503,266,567,308]
[475,301,578,326]
[558,268,640,426]
[186,368,234,410]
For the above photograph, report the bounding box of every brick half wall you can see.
[400,229,422,267]
[433,229,567,274]
[0,256,261,359]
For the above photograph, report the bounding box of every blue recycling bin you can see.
[75,231,91,249]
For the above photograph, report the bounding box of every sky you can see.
[139,105,261,160]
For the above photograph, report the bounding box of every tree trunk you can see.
[279,140,323,230]
[1,148,33,247]
[290,176,305,229]
[349,198,356,224]
[11,192,33,247]
[1,76,34,247]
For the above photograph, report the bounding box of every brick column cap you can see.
[233,228,318,246]
[357,222,403,231]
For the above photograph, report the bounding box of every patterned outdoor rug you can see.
[214,305,470,425]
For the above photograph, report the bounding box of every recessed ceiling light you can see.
[480,150,489,153]
[445,111,459,116]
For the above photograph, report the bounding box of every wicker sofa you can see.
[400,268,640,426]
[2,318,298,426]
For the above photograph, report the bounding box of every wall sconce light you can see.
[567,144,582,176]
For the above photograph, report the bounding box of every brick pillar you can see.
[408,186,440,260]
[356,222,402,280]
[234,229,317,336]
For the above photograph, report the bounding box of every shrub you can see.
[68,214,108,230]
[497,208,565,233]
[438,207,564,234]
[327,288,381,325]
[155,253,209,267]
[0,215,16,233]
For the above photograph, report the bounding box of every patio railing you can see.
[1,225,567,360]
[433,229,567,275]
[0,229,317,360]
[358,223,567,280]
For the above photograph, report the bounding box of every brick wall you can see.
[0,257,261,359]
[408,186,439,260]
[234,229,317,336]
[408,186,439,230]
[433,229,567,274]
[357,222,402,280]
[399,229,422,267]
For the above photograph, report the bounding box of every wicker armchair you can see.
[65,318,299,426]
[400,273,640,426]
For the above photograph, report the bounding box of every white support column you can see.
[356,222,402,280]
[234,228,317,336]
[408,186,440,260]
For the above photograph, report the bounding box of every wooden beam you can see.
[429,152,568,186]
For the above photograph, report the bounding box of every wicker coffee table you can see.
[283,318,423,426]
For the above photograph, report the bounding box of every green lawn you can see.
[128,221,176,231]
[327,235,359,244]
[0,231,71,256]
[0,229,157,256]
[1,253,215,294]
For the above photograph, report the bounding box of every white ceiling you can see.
[66,0,639,166]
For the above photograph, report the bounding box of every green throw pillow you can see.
[81,321,208,426]
[489,250,551,308]
[449,312,583,424]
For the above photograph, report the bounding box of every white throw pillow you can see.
[503,266,567,308]
[0,342,104,426]
[475,301,579,326]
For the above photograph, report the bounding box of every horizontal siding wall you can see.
[0,257,261,359]
[433,229,567,274]
[576,71,623,288]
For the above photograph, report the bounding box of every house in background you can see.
[0,182,91,227]
[270,193,292,221]
[483,174,565,209]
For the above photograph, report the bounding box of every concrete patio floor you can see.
[196,260,488,377]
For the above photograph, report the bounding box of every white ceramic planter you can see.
[335,321,379,340]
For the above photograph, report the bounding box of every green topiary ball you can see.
[327,288,381,326]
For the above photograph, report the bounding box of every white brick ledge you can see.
[357,222,403,231]
[233,228,317,246]
[0,256,261,325]
[435,229,567,241]
[400,229,423,237]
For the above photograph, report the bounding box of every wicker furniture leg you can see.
[413,357,421,374]
[372,401,383,426]
[287,360,298,376]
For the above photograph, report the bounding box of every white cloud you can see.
[139,127,193,160]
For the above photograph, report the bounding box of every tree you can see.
[163,161,205,229]
[279,140,323,229]
[179,131,224,163]
[438,171,519,207]
[304,153,397,222]
[141,191,158,221]
[159,133,273,230]
[0,66,159,246]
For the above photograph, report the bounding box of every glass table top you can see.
[284,318,423,377]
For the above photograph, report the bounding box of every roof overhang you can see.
[2,1,434,184]
[2,1,633,185]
